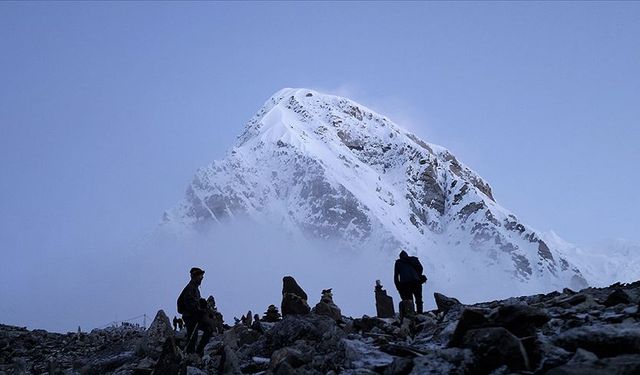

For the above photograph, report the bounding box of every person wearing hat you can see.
[394,250,427,314]
[177,267,213,356]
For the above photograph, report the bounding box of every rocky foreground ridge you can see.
[3,280,640,375]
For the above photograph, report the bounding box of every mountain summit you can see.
[164,88,587,297]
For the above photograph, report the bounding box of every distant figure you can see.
[251,314,263,333]
[172,316,184,331]
[177,267,213,356]
[394,250,427,314]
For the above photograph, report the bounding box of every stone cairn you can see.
[374,279,395,318]
[262,304,282,322]
[311,288,342,321]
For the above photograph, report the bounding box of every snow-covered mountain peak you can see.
[165,88,589,300]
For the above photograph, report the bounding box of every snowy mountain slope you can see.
[163,88,588,298]
[543,232,640,287]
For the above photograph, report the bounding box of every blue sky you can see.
[1,2,639,330]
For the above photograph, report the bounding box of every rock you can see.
[554,293,588,307]
[271,347,311,370]
[568,348,599,364]
[382,357,414,375]
[462,327,529,372]
[604,289,632,307]
[489,304,550,337]
[186,366,208,375]
[553,324,640,358]
[220,344,243,375]
[352,315,390,334]
[410,348,475,374]
[282,276,308,300]
[449,308,489,347]
[281,276,311,316]
[152,336,182,375]
[546,354,640,375]
[312,289,342,321]
[266,314,345,353]
[434,293,462,315]
[282,293,311,315]
[375,280,395,318]
[144,310,174,358]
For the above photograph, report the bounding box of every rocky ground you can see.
[2,280,640,374]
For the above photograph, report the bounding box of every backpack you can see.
[177,290,186,314]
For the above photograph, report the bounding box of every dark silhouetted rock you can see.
[434,293,462,315]
[266,314,345,352]
[153,336,182,375]
[383,357,414,375]
[449,308,489,347]
[546,354,640,375]
[462,327,529,372]
[281,293,311,316]
[282,276,308,300]
[553,324,640,358]
[604,289,631,307]
[375,280,395,318]
[490,304,550,337]
[144,310,174,359]
[281,276,310,316]
[270,347,312,372]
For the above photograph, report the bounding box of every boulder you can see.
[312,289,342,321]
[282,293,311,316]
[604,289,632,307]
[434,293,462,315]
[152,336,182,375]
[553,324,640,358]
[282,276,308,300]
[489,304,550,337]
[462,327,529,372]
[281,276,310,316]
[449,308,488,347]
[266,314,345,352]
[144,310,174,358]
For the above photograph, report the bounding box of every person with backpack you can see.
[177,267,213,356]
[394,250,427,314]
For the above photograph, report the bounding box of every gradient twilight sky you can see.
[0,2,639,329]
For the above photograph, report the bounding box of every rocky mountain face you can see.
[164,88,587,294]
[3,280,640,374]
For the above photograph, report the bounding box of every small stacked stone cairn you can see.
[311,288,342,322]
[262,305,282,322]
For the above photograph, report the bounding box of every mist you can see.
[1,219,409,333]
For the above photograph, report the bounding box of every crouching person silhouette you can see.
[177,267,213,356]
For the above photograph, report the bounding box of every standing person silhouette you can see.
[394,250,427,314]
[177,267,213,356]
